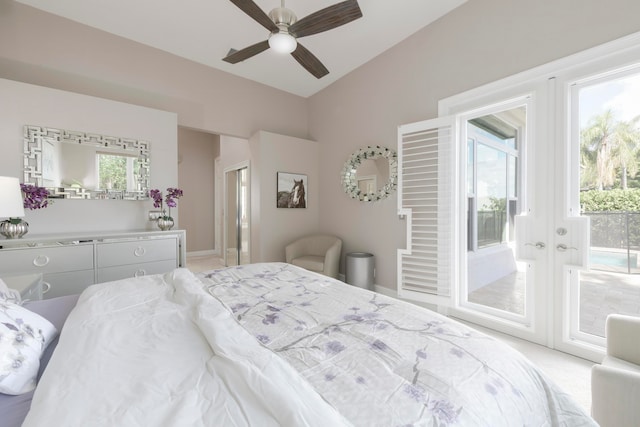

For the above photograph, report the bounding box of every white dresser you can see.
[1,273,45,301]
[0,230,186,299]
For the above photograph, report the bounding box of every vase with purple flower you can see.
[150,187,183,231]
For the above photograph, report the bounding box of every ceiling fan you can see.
[223,0,362,79]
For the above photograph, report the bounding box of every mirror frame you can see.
[341,145,398,202]
[23,125,150,200]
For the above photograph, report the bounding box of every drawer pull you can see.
[134,246,146,257]
[42,282,51,294]
[134,269,146,277]
[33,255,50,267]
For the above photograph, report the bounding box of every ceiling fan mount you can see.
[223,0,363,79]
[268,4,297,28]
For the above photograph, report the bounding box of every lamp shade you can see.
[0,176,25,218]
[268,32,297,54]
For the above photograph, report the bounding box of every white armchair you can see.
[591,313,640,427]
[285,235,342,279]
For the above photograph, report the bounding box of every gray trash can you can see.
[346,252,375,290]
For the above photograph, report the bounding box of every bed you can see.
[2,263,597,426]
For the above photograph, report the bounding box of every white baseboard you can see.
[186,249,219,257]
[338,275,398,298]
[373,284,397,298]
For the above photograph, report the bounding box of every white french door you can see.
[553,62,640,360]
[432,80,603,358]
[440,85,556,348]
[418,35,640,361]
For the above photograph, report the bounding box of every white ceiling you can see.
[16,0,467,98]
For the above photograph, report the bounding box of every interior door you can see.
[224,163,250,267]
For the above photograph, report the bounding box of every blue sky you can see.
[580,73,640,128]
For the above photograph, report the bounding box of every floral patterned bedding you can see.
[23,268,351,427]
[200,262,597,427]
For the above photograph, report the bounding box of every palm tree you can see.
[580,110,640,190]
[613,117,640,189]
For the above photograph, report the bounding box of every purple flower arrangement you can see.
[20,183,50,210]
[150,187,183,219]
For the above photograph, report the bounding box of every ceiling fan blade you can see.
[222,40,270,64]
[291,43,329,79]
[229,0,278,32]
[289,0,362,38]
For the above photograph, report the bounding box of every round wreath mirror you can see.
[341,145,398,202]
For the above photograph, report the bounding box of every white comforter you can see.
[23,268,351,427]
[25,263,596,427]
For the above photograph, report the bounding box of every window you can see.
[96,153,140,191]
[466,111,522,252]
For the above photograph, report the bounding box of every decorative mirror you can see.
[341,145,398,202]
[23,125,150,200]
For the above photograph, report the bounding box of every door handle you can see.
[525,242,546,250]
[556,243,577,252]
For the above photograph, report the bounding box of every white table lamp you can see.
[0,176,27,238]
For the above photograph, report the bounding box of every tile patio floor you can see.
[469,267,640,337]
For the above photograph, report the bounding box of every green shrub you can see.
[581,189,640,212]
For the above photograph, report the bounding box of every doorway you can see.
[224,162,250,267]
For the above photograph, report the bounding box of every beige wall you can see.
[309,0,640,289]
[178,127,219,253]
[215,131,319,265]
[220,136,251,170]
[0,78,177,234]
[0,2,308,140]
[249,131,319,263]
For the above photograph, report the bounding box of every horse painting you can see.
[277,174,307,208]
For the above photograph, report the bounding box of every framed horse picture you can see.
[277,172,307,208]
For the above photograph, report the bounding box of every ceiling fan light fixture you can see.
[269,31,297,54]
[225,0,362,78]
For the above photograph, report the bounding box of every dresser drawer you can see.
[1,273,43,301]
[43,270,95,299]
[96,238,177,268]
[97,260,178,283]
[0,244,94,275]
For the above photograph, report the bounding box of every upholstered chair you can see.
[285,235,342,278]
[591,313,640,427]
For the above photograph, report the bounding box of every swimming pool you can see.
[590,249,638,268]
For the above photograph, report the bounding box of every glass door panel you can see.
[225,169,239,267]
[568,69,640,345]
[225,165,250,267]
[238,167,250,265]
[462,102,534,326]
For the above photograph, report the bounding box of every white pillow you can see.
[0,278,21,305]
[0,300,57,395]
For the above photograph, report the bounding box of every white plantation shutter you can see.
[397,116,455,306]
